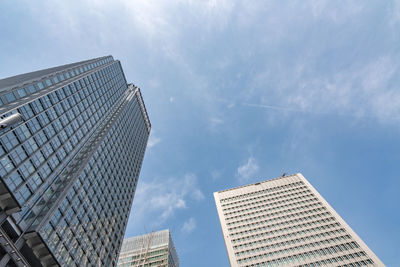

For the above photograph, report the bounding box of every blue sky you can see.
[1,1,399,266]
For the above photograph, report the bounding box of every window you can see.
[17,88,27,97]
[37,82,45,90]
[28,85,37,93]
[4,92,16,103]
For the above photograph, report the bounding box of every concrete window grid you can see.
[229,207,334,234]
[226,200,325,225]
[0,65,126,228]
[214,174,384,267]
[223,186,312,213]
[237,240,362,263]
[224,194,319,218]
[235,234,357,258]
[224,195,319,223]
[221,181,305,207]
[227,204,329,229]
[223,189,313,216]
[240,250,372,267]
[232,219,345,245]
[230,215,337,240]
[234,231,353,253]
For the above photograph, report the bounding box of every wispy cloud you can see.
[181,217,196,234]
[147,132,161,148]
[128,173,204,232]
[237,157,259,183]
[208,117,224,131]
[211,170,222,181]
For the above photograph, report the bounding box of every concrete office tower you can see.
[0,56,151,266]
[117,229,179,267]
[214,173,384,267]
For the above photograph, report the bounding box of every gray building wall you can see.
[0,56,151,266]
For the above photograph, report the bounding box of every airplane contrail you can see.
[242,102,304,112]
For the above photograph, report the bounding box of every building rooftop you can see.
[120,229,171,254]
[0,56,110,92]
[215,173,300,194]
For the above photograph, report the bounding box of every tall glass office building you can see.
[214,173,384,267]
[0,56,151,266]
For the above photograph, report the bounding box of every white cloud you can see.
[192,189,205,201]
[237,157,259,182]
[211,170,222,181]
[181,217,196,234]
[147,132,161,148]
[169,96,175,103]
[209,117,224,130]
[128,173,204,231]
[286,56,399,122]
[210,117,223,125]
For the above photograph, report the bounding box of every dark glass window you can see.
[4,92,16,103]
[37,82,45,90]
[28,85,37,93]
[17,88,27,97]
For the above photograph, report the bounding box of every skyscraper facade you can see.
[214,173,384,267]
[0,56,151,266]
[117,229,179,267]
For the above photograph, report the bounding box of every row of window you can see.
[234,227,348,256]
[229,207,333,233]
[221,181,304,206]
[227,200,323,223]
[232,220,342,244]
[232,213,341,244]
[236,234,353,258]
[246,253,373,267]
[233,212,330,250]
[225,195,318,219]
[0,57,113,108]
[238,241,363,265]
[223,186,311,213]
[118,247,169,263]
[118,253,168,266]
[227,204,330,228]
[231,215,336,241]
